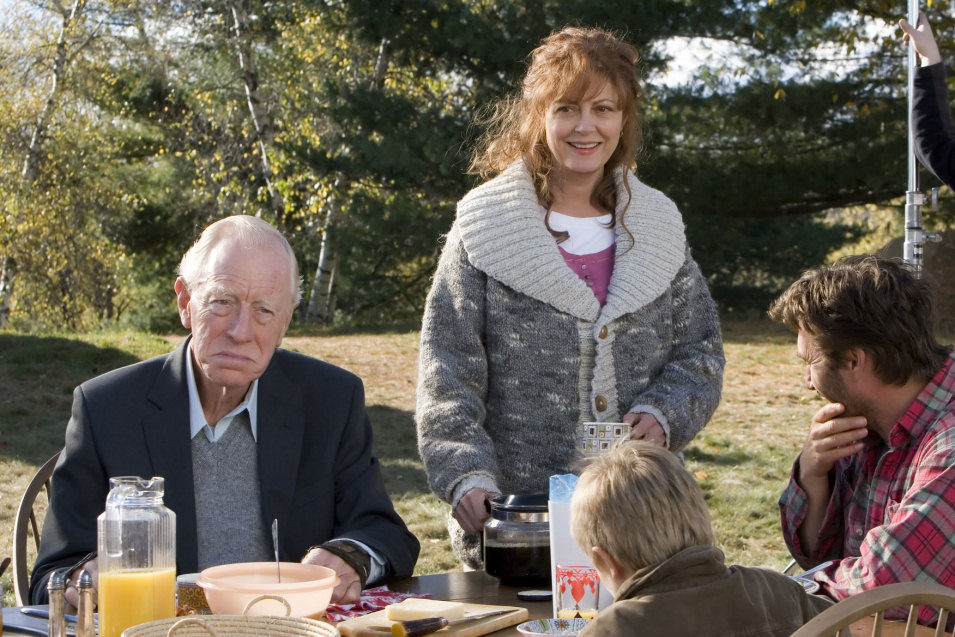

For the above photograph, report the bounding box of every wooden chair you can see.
[12,451,60,606]
[791,581,955,637]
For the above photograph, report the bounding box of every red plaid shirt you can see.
[780,352,955,624]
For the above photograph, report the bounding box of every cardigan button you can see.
[595,395,607,412]
[598,326,608,339]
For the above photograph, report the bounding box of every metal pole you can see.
[905,0,925,275]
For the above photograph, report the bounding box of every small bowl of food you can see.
[516,618,591,636]
[196,562,338,618]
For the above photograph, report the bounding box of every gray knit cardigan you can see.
[415,162,724,508]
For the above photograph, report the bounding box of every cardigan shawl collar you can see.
[455,162,686,322]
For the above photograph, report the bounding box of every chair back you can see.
[12,451,60,606]
[791,581,955,637]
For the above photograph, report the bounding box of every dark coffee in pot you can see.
[484,542,551,586]
[483,493,551,586]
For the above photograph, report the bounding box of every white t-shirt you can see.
[546,210,614,255]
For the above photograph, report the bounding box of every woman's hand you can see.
[900,13,943,67]
[453,488,496,534]
[624,412,666,447]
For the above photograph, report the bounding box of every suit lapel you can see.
[143,339,199,572]
[256,351,305,555]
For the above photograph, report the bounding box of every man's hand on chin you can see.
[302,547,362,605]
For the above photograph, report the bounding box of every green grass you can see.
[0,330,175,605]
[5,321,931,605]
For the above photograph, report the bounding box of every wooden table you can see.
[3,573,939,637]
[386,571,938,636]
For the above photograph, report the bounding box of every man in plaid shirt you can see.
[770,256,955,624]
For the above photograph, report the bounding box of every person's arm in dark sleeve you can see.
[913,62,955,188]
[29,386,108,604]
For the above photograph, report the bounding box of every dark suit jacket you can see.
[30,340,419,603]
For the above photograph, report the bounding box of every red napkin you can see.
[325,586,431,622]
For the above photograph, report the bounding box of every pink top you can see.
[559,244,615,306]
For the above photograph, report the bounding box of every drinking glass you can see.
[555,564,600,619]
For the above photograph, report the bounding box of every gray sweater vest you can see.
[191,410,271,570]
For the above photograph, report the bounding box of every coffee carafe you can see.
[483,493,551,586]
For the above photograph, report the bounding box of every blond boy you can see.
[570,442,831,637]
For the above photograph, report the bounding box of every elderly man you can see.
[769,256,955,624]
[30,215,419,606]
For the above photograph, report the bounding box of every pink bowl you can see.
[196,562,338,618]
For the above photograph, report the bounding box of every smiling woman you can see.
[414,26,726,570]
[544,83,623,193]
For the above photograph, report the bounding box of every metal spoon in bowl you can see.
[272,518,281,583]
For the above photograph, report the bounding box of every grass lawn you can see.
[0,320,898,606]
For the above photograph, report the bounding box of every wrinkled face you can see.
[544,82,623,187]
[176,236,295,395]
[796,331,858,414]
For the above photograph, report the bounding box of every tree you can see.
[1,0,949,329]
[0,0,134,329]
[315,0,910,319]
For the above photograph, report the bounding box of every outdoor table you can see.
[1,572,940,636]
[387,570,939,636]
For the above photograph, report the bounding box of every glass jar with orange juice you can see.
[97,476,176,637]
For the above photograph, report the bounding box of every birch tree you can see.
[222,0,285,226]
[0,0,89,327]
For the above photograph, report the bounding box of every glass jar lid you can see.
[488,493,549,522]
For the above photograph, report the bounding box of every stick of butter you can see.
[385,598,466,621]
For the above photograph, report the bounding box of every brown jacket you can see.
[579,546,832,637]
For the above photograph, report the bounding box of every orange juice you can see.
[557,608,598,620]
[97,567,176,637]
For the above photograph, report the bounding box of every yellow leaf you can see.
[774,88,786,100]
[694,471,709,481]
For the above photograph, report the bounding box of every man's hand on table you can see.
[64,557,99,608]
[302,547,362,605]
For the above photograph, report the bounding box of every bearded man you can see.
[769,255,955,625]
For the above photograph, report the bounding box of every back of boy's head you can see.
[570,441,715,572]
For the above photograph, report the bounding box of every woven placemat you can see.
[123,615,339,637]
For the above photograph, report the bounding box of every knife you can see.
[391,608,517,637]
[790,559,835,582]
[20,607,79,623]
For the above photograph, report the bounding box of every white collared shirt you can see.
[185,341,259,442]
